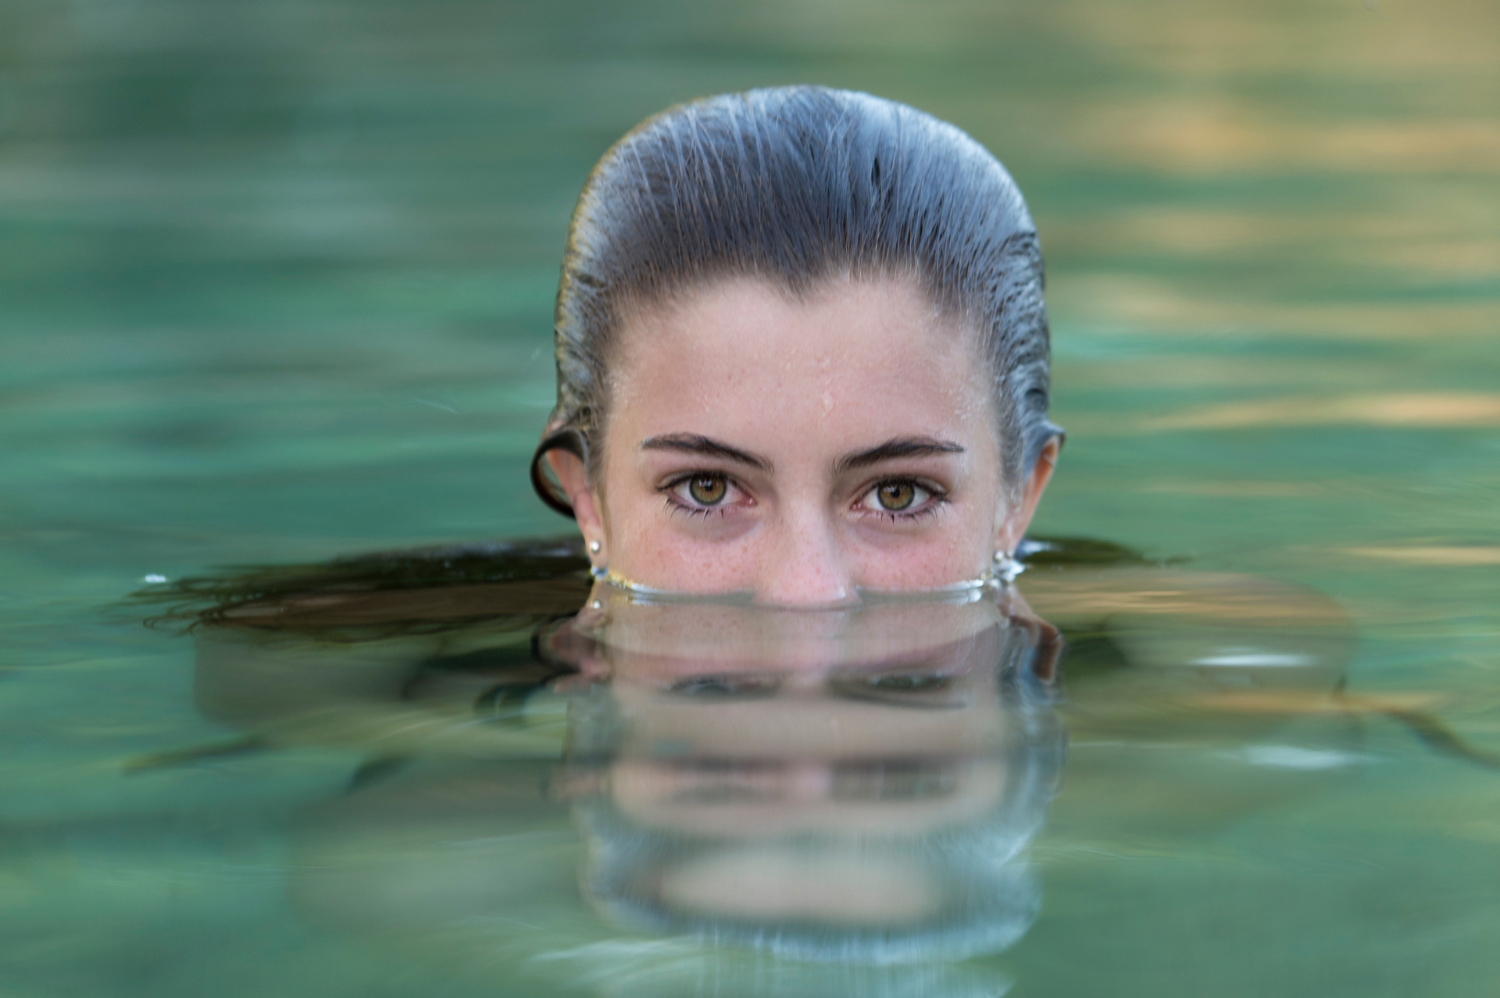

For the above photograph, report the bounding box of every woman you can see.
[530,86,1063,604]
[133,83,1393,989]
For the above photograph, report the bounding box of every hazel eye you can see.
[876,481,916,511]
[666,472,741,512]
[687,474,727,505]
[857,479,934,515]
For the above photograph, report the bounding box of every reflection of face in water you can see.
[175,542,1368,994]
[555,586,1066,963]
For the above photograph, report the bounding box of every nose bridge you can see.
[757,499,854,607]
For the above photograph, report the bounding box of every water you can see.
[2,0,1498,994]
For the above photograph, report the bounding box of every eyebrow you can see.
[834,437,965,474]
[640,434,774,473]
[641,434,965,475]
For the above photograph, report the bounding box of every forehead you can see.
[608,275,993,444]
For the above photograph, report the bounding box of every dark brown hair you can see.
[531,85,1060,517]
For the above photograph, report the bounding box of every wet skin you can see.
[548,274,1058,604]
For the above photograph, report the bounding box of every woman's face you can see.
[551,274,1054,604]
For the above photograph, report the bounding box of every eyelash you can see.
[855,478,949,523]
[658,472,949,522]
[660,472,744,518]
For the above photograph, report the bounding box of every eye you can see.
[686,474,727,505]
[875,481,916,510]
[855,478,941,517]
[662,471,749,515]
[663,471,737,511]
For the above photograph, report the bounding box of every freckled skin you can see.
[550,274,1054,605]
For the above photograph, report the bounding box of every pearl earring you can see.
[588,540,601,554]
[992,549,1022,584]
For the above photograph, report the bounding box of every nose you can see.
[755,507,856,607]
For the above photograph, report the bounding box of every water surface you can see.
[2,0,1498,994]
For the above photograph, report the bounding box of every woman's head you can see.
[533,86,1062,602]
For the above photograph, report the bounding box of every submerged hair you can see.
[532,85,1060,516]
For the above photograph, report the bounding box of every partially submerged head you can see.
[532,86,1062,603]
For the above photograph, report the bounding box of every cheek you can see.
[849,510,998,589]
[617,527,765,592]
[602,501,1001,593]
[595,480,755,589]
[860,469,1009,586]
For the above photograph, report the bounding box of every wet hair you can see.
[129,535,1141,638]
[531,85,1062,517]
[132,537,591,639]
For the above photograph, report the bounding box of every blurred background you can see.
[1,0,1497,994]
[3,0,1495,575]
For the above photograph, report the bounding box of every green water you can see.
[3,0,1498,994]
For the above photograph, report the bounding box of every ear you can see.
[544,449,608,568]
[996,436,1061,555]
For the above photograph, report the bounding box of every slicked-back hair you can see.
[531,85,1061,517]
